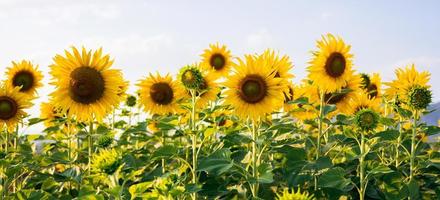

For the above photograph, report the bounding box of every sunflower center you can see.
[69,67,105,104]
[367,84,378,98]
[13,71,34,92]
[239,75,267,104]
[325,52,346,78]
[150,82,174,105]
[359,112,374,125]
[0,96,18,120]
[210,54,226,70]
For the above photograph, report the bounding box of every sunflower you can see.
[5,60,43,97]
[49,47,126,122]
[308,34,354,92]
[276,188,315,200]
[287,82,318,121]
[224,54,285,121]
[138,73,184,115]
[183,70,221,108]
[0,85,32,131]
[40,102,63,127]
[385,64,430,104]
[347,91,381,115]
[262,49,294,95]
[201,43,233,78]
[323,73,362,114]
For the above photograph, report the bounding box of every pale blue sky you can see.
[0,1,439,129]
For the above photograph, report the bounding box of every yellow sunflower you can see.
[308,34,354,92]
[323,73,362,114]
[5,60,43,97]
[261,49,294,95]
[0,85,32,131]
[183,70,221,109]
[50,47,127,122]
[287,82,318,121]
[385,64,430,101]
[138,73,184,115]
[224,54,286,121]
[40,102,63,127]
[347,91,381,115]
[201,43,233,78]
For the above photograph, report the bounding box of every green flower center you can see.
[408,86,432,110]
[0,96,18,120]
[180,67,203,89]
[69,67,105,104]
[239,75,267,104]
[354,109,379,131]
[150,82,174,105]
[325,52,346,78]
[210,54,226,70]
[13,70,35,92]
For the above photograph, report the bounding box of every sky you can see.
[0,0,439,132]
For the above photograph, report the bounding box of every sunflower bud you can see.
[354,109,379,131]
[125,95,137,107]
[408,86,432,110]
[97,134,113,148]
[179,65,204,90]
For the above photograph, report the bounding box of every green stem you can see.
[190,89,197,200]
[359,131,366,200]
[88,121,94,175]
[395,117,402,167]
[409,111,418,181]
[161,132,166,174]
[251,120,259,198]
[315,90,325,191]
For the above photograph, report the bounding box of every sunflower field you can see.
[0,34,439,200]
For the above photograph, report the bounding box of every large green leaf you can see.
[198,149,233,175]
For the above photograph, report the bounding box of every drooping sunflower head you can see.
[138,73,184,115]
[5,60,43,97]
[308,34,353,92]
[0,85,32,131]
[354,108,380,132]
[324,73,362,114]
[92,148,122,175]
[178,64,205,90]
[407,85,432,110]
[50,47,126,122]
[40,101,64,127]
[385,64,430,102]
[201,43,233,78]
[276,188,315,200]
[224,54,286,121]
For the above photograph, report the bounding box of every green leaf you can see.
[323,105,337,116]
[425,125,440,136]
[287,97,309,105]
[369,165,393,176]
[152,145,178,158]
[407,180,421,200]
[198,149,233,175]
[128,182,153,200]
[318,167,351,191]
[257,163,274,184]
[374,130,400,141]
[28,118,45,126]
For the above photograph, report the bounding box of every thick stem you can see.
[161,132,166,174]
[359,132,366,200]
[251,120,259,197]
[409,111,418,181]
[315,90,325,191]
[88,121,94,175]
[395,117,402,167]
[190,89,197,200]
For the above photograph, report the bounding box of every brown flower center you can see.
[13,70,35,92]
[239,75,267,104]
[0,96,18,120]
[210,53,226,70]
[325,52,346,78]
[367,84,378,98]
[69,67,105,104]
[324,91,346,104]
[150,82,174,105]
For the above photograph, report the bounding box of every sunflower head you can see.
[308,34,353,92]
[323,74,362,114]
[5,60,43,97]
[97,134,114,148]
[178,65,204,90]
[354,108,379,131]
[138,73,184,115]
[92,148,122,174]
[0,85,32,131]
[40,102,64,127]
[407,86,432,110]
[50,47,126,122]
[201,43,233,78]
[125,95,137,107]
[276,188,315,200]
[224,54,285,120]
[385,64,430,102]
